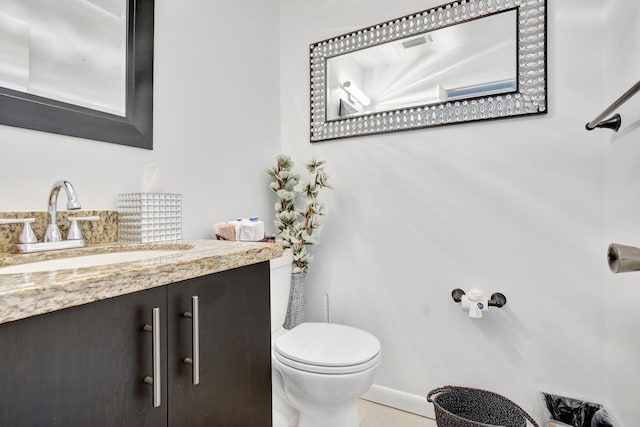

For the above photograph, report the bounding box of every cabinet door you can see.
[0,287,168,427]
[167,262,272,427]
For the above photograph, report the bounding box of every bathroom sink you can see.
[0,250,183,275]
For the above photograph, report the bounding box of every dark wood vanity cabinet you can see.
[0,262,271,427]
[0,285,169,427]
[167,263,272,426]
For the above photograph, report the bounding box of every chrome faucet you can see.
[1,180,98,253]
[44,180,81,242]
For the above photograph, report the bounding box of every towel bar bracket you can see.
[585,113,621,132]
[586,80,640,132]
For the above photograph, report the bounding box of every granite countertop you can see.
[0,240,283,325]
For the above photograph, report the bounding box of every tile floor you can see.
[358,399,438,427]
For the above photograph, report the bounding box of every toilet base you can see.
[272,350,299,427]
[272,323,381,427]
[296,398,359,427]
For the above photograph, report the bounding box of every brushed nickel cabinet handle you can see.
[143,307,161,407]
[182,296,200,385]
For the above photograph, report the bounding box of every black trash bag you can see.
[542,393,614,427]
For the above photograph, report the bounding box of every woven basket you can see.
[427,386,539,427]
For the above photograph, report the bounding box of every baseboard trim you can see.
[361,384,436,419]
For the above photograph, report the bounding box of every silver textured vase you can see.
[283,271,306,330]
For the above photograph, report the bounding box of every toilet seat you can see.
[275,350,381,374]
[274,323,381,375]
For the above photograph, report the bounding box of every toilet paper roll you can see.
[461,289,488,318]
[238,219,265,241]
[468,301,483,318]
[239,220,256,241]
[460,295,470,312]
[249,217,264,241]
[608,243,640,273]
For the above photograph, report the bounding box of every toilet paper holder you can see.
[451,289,507,308]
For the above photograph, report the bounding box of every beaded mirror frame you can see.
[309,0,547,142]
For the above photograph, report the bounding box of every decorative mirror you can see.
[0,0,154,149]
[310,0,547,142]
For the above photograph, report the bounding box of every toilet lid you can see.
[275,323,381,369]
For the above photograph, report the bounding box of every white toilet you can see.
[269,252,381,427]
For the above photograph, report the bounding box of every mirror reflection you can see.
[327,10,517,120]
[0,0,126,116]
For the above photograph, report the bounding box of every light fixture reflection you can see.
[342,81,371,106]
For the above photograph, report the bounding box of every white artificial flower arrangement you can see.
[267,154,330,273]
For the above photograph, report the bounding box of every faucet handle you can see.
[0,218,38,244]
[67,216,100,240]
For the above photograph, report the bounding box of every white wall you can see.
[0,0,281,239]
[281,0,610,420]
[603,1,640,425]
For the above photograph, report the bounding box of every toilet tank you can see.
[270,250,293,332]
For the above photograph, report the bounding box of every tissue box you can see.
[118,193,182,243]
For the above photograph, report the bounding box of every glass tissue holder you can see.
[118,193,182,243]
